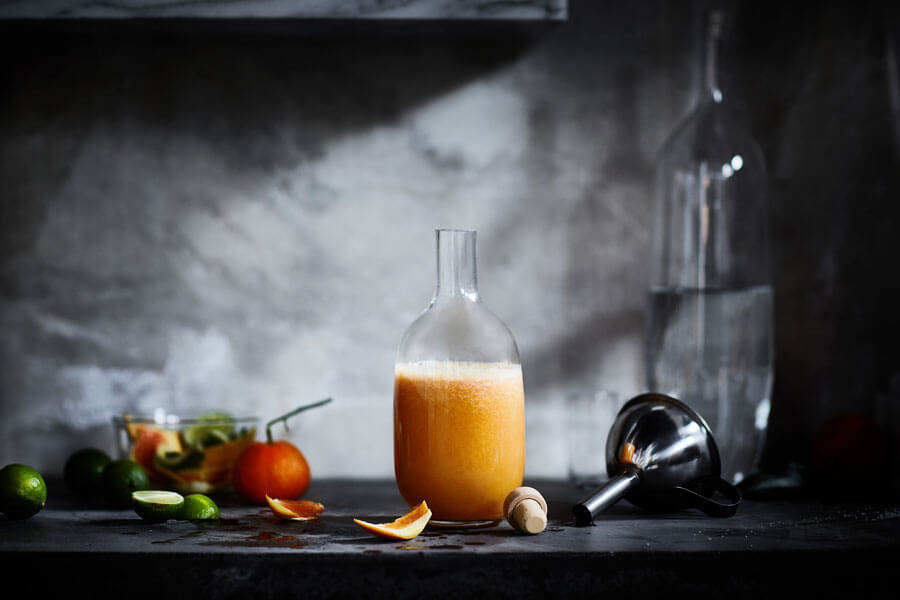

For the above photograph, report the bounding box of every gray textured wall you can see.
[1,0,898,479]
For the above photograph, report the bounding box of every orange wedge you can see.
[265,495,325,521]
[353,500,431,540]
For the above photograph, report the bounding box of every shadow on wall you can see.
[0,22,545,261]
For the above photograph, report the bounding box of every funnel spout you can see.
[573,471,640,525]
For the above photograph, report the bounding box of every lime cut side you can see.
[133,490,184,504]
[132,490,184,522]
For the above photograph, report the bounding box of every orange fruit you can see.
[265,495,325,521]
[811,413,887,490]
[353,500,431,540]
[232,440,310,504]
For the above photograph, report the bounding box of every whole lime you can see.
[102,459,150,508]
[0,463,47,520]
[64,448,112,499]
[180,493,220,520]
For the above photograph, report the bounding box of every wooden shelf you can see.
[0,0,567,20]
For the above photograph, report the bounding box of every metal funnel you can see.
[572,393,741,525]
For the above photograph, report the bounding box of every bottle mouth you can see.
[435,228,476,234]
[434,228,479,301]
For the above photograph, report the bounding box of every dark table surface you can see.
[3,478,899,598]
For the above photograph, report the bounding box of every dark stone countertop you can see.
[2,478,899,598]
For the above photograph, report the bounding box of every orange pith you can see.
[265,495,325,520]
[353,500,431,540]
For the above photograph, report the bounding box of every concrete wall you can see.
[1,0,898,479]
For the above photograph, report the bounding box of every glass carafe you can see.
[645,11,774,485]
[394,229,525,527]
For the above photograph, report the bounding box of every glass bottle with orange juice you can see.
[394,229,525,527]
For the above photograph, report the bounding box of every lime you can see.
[132,490,185,522]
[181,412,235,449]
[101,459,150,508]
[64,448,112,499]
[180,493,220,520]
[0,463,47,520]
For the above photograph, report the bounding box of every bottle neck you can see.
[703,10,724,104]
[434,229,479,302]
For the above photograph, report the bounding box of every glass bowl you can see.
[112,411,259,494]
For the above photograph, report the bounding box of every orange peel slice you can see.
[198,429,256,469]
[265,495,325,521]
[353,500,432,540]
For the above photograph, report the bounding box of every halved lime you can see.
[132,490,185,522]
[180,493,220,520]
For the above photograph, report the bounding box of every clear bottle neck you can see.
[703,10,725,104]
[433,229,479,302]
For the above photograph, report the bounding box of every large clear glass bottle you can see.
[394,229,525,527]
[645,11,774,485]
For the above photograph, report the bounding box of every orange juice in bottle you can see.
[394,360,524,523]
[394,230,525,527]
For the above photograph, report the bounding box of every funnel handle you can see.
[572,471,640,525]
[673,476,742,517]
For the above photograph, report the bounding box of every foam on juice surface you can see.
[395,361,523,394]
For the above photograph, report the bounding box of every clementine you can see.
[232,440,310,504]
[231,399,331,504]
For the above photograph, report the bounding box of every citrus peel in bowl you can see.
[353,500,431,540]
[265,495,325,521]
[129,426,182,481]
